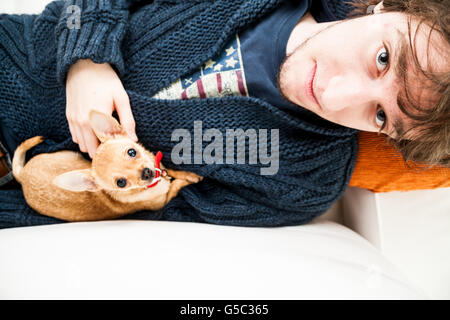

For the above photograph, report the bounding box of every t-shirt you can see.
[153,0,311,117]
[239,0,311,113]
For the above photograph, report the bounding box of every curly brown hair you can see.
[348,0,450,170]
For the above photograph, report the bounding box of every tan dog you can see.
[12,110,202,221]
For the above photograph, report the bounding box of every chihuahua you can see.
[12,110,202,222]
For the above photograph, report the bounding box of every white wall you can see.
[0,0,53,14]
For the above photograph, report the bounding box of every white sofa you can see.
[1,0,449,300]
[0,212,426,300]
[1,186,448,300]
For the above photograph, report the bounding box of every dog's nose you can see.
[141,167,154,180]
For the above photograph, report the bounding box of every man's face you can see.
[278,10,448,139]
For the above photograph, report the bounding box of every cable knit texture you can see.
[0,0,358,229]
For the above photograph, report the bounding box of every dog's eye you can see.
[116,178,127,188]
[127,148,137,158]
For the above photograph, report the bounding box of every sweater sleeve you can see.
[55,0,150,86]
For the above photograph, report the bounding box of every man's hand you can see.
[65,59,138,159]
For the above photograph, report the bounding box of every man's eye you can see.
[376,46,389,72]
[375,106,387,128]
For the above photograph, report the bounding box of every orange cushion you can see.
[349,131,450,193]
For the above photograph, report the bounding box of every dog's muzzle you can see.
[146,151,165,189]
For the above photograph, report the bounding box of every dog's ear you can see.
[52,169,99,192]
[89,110,127,143]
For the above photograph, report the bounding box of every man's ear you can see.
[52,169,99,192]
[89,109,127,143]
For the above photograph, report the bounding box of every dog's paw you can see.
[166,169,203,183]
[185,172,203,183]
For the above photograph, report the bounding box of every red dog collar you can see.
[147,151,166,188]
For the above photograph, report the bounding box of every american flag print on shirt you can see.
[152,34,249,100]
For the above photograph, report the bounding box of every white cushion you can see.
[0,220,424,299]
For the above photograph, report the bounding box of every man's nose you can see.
[321,74,380,111]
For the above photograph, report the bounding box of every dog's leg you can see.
[165,179,193,205]
[165,169,203,183]
[164,170,203,205]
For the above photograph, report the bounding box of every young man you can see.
[0,0,448,228]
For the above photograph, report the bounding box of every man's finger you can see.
[66,106,78,143]
[68,119,78,144]
[82,128,100,159]
[115,93,138,141]
[75,125,87,153]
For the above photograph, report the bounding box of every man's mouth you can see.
[305,61,321,110]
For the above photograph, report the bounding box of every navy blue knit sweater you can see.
[0,0,358,229]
